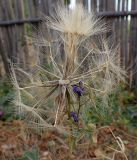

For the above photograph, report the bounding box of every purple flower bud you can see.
[70,111,78,122]
[73,85,85,96]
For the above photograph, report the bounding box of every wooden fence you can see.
[0,0,137,88]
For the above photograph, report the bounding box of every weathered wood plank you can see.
[91,0,97,12]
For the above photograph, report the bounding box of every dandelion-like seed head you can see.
[47,4,106,37]
[11,3,125,134]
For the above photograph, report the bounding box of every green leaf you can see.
[16,148,39,160]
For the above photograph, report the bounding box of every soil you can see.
[0,120,137,160]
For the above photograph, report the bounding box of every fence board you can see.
[129,0,137,87]
[0,0,137,88]
[91,0,97,12]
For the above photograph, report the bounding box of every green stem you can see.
[66,88,71,118]
[77,96,81,119]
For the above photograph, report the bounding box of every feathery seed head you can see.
[47,4,106,38]
[11,3,125,133]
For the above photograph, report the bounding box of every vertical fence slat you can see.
[91,0,97,12]
[132,0,137,88]
[129,0,137,87]
[116,0,121,67]
[40,0,49,15]
[124,0,129,70]
[106,0,115,47]
[121,0,125,68]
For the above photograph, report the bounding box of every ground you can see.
[0,120,137,160]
